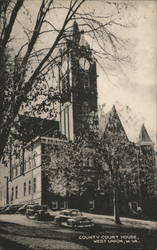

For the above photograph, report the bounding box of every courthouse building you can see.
[0,22,156,216]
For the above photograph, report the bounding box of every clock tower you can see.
[59,21,98,140]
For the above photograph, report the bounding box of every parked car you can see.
[0,205,9,214]
[2,204,21,214]
[26,204,50,220]
[16,204,28,214]
[54,209,94,230]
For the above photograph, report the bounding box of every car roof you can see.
[61,209,80,213]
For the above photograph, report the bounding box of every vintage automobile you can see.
[1,204,21,214]
[26,204,50,220]
[54,209,94,230]
[0,205,10,214]
[16,204,28,214]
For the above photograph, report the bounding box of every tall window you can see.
[60,200,66,209]
[89,200,95,210]
[33,178,36,193]
[52,200,58,210]
[84,75,90,89]
[28,180,31,195]
[88,158,93,167]
[83,157,93,167]
[23,182,26,196]
[80,73,89,89]
[11,187,14,201]
[15,186,18,199]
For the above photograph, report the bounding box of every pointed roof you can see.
[72,21,80,45]
[73,20,79,32]
[138,124,153,146]
[102,105,128,141]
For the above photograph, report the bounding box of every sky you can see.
[96,1,157,140]
[11,0,157,144]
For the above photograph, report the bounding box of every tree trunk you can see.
[113,188,121,224]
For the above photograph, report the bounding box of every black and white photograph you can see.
[0,0,157,249]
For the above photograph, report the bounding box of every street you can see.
[0,214,90,250]
[0,214,157,250]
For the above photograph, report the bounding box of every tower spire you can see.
[72,21,80,45]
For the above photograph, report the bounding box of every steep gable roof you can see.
[138,124,153,146]
[102,105,129,142]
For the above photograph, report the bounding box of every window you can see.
[11,187,14,201]
[89,158,93,167]
[28,180,31,195]
[80,73,90,89]
[83,157,93,167]
[83,158,87,167]
[15,186,18,199]
[89,200,95,210]
[132,202,138,211]
[84,77,90,88]
[33,178,36,193]
[52,200,58,210]
[23,182,26,196]
[60,200,66,209]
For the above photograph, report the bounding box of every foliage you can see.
[42,136,98,197]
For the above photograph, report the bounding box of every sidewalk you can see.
[83,212,157,231]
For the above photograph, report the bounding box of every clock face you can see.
[62,60,68,74]
[79,57,90,71]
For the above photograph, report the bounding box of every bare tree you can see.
[0,0,130,160]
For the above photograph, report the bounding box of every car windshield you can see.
[71,210,82,216]
[60,210,82,216]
